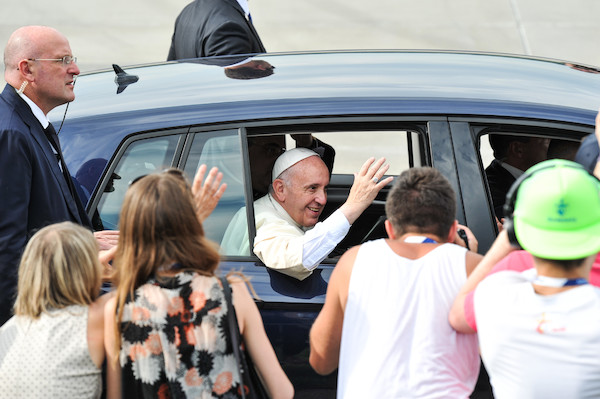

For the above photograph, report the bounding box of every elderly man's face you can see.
[277,156,329,227]
[29,31,80,113]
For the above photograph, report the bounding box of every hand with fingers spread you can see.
[339,157,394,224]
[192,164,227,223]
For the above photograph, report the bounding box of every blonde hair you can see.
[14,222,102,318]
[112,169,221,351]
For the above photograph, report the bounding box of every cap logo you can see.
[547,198,575,223]
[556,198,568,216]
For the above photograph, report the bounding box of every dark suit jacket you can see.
[0,84,91,325]
[167,0,266,61]
[485,159,517,219]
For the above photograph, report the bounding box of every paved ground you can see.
[1,0,599,84]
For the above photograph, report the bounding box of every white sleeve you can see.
[302,209,351,270]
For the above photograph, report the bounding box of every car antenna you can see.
[113,64,139,94]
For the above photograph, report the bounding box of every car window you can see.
[475,127,584,221]
[310,131,421,175]
[183,130,247,247]
[96,135,180,230]
[184,130,248,247]
[308,130,425,257]
[220,127,427,260]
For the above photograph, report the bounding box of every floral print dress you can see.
[119,271,242,399]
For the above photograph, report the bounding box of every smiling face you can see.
[273,155,330,227]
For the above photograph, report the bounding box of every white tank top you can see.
[337,239,479,399]
[0,305,101,398]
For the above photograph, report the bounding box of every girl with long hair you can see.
[104,168,293,398]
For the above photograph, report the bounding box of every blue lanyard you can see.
[532,274,588,287]
[403,236,437,244]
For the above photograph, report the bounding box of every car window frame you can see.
[449,116,594,253]
[221,116,451,267]
[87,128,189,225]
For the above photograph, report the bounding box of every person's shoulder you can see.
[485,159,512,179]
[436,242,471,260]
[0,315,18,332]
[493,250,534,273]
[484,158,501,173]
[254,196,294,228]
[479,269,526,292]
[0,99,26,131]
[334,244,362,273]
[254,194,271,209]
[351,238,388,259]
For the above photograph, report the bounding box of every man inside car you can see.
[485,134,549,218]
[251,148,392,280]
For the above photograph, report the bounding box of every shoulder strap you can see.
[220,276,247,399]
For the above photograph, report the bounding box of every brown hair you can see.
[14,222,101,318]
[385,167,456,239]
[111,169,220,350]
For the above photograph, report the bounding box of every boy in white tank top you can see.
[309,167,483,398]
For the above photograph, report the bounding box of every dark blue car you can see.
[51,50,600,397]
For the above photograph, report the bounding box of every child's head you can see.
[385,167,456,240]
[510,159,600,262]
[115,168,220,285]
[14,222,102,318]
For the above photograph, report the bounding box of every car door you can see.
[449,117,594,253]
[88,116,457,396]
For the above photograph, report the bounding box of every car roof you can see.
[51,50,600,127]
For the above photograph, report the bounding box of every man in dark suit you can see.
[0,26,117,325]
[485,134,549,219]
[167,0,266,61]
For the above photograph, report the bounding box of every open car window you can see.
[218,125,428,260]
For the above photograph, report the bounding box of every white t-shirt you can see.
[338,239,479,399]
[474,271,600,399]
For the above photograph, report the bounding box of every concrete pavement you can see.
[1,0,598,83]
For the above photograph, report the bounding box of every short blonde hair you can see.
[14,222,102,318]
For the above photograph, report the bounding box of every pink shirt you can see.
[464,251,600,331]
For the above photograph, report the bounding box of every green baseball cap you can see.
[514,159,600,259]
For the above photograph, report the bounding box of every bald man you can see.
[0,26,116,325]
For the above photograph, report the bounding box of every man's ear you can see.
[509,141,525,159]
[446,220,459,243]
[384,219,396,240]
[272,179,286,202]
[17,59,34,79]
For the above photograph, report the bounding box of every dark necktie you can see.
[44,123,76,196]
[43,123,92,228]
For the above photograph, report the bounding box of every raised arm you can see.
[191,164,227,223]
[104,296,122,399]
[448,230,515,333]
[339,157,394,224]
[230,277,294,399]
[309,246,357,375]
